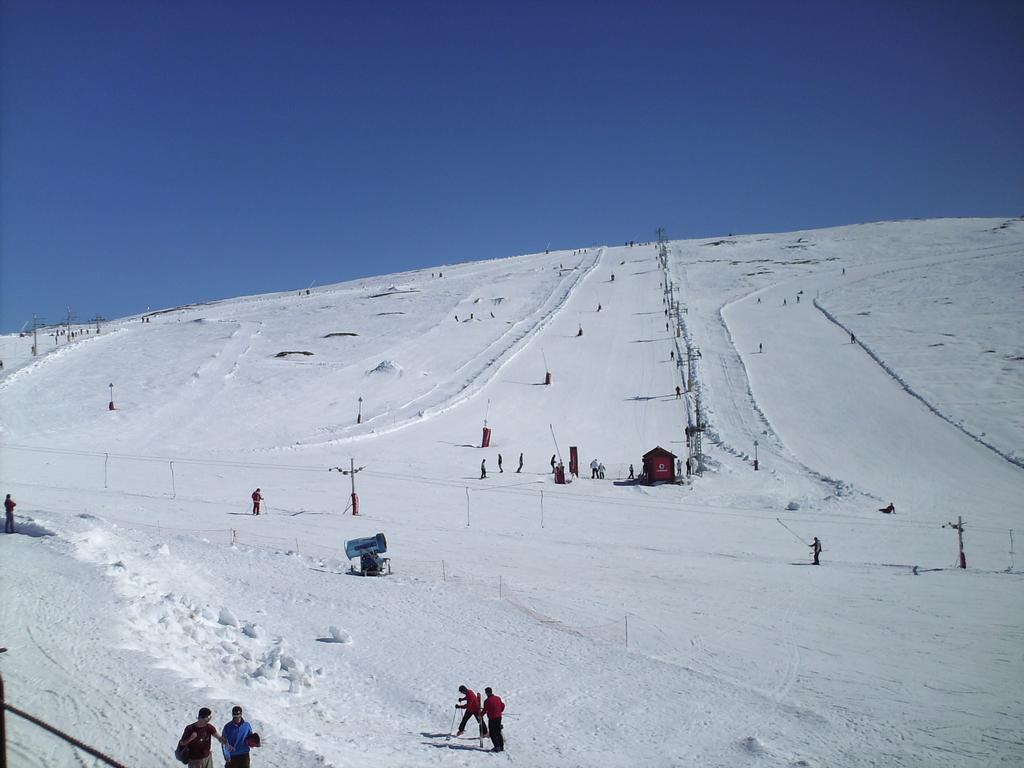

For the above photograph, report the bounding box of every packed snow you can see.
[1,218,1022,767]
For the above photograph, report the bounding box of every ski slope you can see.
[1,218,1022,768]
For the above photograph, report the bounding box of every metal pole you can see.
[540,490,544,529]
[958,515,966,569]
[1,672,7,768]
[465,487,470,527]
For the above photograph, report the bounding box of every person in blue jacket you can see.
[222,705,253,767]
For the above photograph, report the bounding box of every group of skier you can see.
[454,685,506,752]
[480,452,524,478]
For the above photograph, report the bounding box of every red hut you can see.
[641,446,676,485]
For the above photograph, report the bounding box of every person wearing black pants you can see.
[455,686,486,738]
[483,687,505,752]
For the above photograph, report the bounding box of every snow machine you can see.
[345,532,391,576]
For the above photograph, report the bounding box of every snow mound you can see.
[326,626,353,644]
[366,359,402,376]
[218,607,240,627]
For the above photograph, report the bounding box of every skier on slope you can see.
[590,459,599,479]
[498,454,503,473]
[483,687,506,753]
[517,453,523,473]
[455,686,487,739]
[480,459,487,479]
[251,488,262,516]
[810,536,822,565]
[879,502,895,514]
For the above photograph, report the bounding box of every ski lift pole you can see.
[944,516,966,568]
[776,518,807,545]
[330,460,365,515]
[549,424,564,466]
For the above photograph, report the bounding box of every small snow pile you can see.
[218,607,240,627]
[151,543,170,556]
[242,622,264,639]
[366,359,402,376]
[327,626,353,644]
[786,500,801,511]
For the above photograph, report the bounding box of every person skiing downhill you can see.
[251,489,262,516]
[455,686,487,739]
[498,454,503,473]
[879,502,895,514]
[517,453,523,473]
[810,536,822,565]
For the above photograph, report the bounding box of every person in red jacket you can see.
[455,685,486,738]
[178,707,226,767]
[482,687,505,753]
[4,494,15,534]
[251,489,262,516]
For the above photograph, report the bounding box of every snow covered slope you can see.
[1,219,1022,768]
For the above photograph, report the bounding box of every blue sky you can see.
[2,0,1022,333]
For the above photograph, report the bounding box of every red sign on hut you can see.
[641,446,676,485]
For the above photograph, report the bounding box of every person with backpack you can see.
[251,489,262,516]
[455,685,487,739]
[177,707,226,767]
[222,705,254,767]
[483,687,505,752]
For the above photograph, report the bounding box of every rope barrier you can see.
[1,681,130,768]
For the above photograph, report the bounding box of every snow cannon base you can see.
[345,532,391,577]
